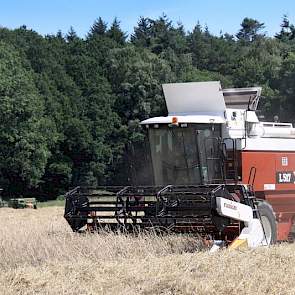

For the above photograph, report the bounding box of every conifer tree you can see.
[88,17,108,39]
[106,18,127,44]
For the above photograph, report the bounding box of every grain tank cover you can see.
[162,81,226,115]
[223,87,262,110]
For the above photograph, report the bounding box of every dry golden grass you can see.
[1,207,295,295]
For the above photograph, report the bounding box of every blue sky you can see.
[0,0,294,37]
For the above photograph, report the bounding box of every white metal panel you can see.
[222,134,295,151]
[262,126,295,138]
[140,114,226,125]
[245,111,259,123]
[162,81,226,115]
[238,219,267,247]
[216,197,253,222]
[245,137,295,151]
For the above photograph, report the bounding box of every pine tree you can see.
[236,17,265,42]
[56,30,63,40]
[131,17,151,47]
[66,26,78,42]
[88,17,108,39]
[106,18,127,44]
[275,15,295,41]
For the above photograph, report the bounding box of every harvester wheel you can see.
[257,200,277,245]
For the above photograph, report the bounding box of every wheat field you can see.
[0,207,295,295]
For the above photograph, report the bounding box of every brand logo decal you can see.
[224,203,237,210]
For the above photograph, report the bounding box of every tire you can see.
[257,200,277,245]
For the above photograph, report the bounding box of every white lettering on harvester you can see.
[278,172,291,183]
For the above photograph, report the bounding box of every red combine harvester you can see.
[64,81,295,250]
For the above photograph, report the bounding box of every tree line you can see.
[0,15,295,199]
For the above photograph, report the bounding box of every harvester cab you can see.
[65,81,283,250]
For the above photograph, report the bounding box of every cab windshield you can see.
[148,124,222,185]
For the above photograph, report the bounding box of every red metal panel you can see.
[242,151,276,191]
[242,151,295,240]
[266,193,295,240]
[242,151,295,192]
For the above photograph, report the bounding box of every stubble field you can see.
[1,207,295,295]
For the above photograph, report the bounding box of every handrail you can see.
[248,166,256,187]
[261,122,293,128]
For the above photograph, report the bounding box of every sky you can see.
[0,0,294,38]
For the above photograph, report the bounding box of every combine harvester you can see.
[64,81,295,250]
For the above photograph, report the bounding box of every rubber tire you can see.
[257,200,277,244]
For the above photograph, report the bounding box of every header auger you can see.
[65,81,295,250]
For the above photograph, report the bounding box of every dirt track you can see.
[0,207,294,295]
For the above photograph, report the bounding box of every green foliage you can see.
[275,15,295,42]
[0,15,294,198]
[88,17,108,38]
[0,42,54,194]
[106,18,127,45]
[105,45,175,121]
[236,18,265,42]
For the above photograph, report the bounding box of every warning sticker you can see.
[264,184,276,190]
[282,157,288,166]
